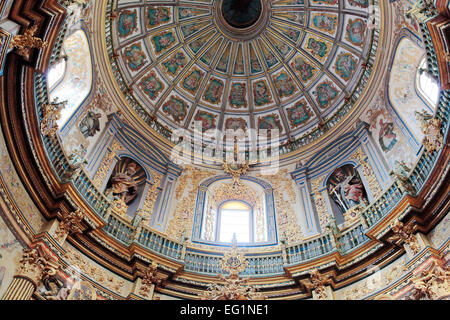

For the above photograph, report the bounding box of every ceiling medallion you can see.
[215,0,270,40]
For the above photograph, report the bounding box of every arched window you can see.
[47,53,67,90]
[217,201,252,243]
[416,58,440,107]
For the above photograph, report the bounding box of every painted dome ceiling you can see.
[110,0,374,146]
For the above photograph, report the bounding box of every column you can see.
[2,243,59,300]
[291,166,320,236]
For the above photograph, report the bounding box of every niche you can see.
[326,164,368,224]
[104,157,147,216]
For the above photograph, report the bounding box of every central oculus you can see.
[222,0,262,29]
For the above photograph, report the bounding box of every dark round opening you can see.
[222,0,262,29]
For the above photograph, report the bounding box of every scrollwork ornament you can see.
[54,209,85,242]
[139,262,161,297]
[387,220,421,255]
[304,268,331,300]
[415,110,444,155]
[40,99,67,138]
[10,25,48,57]
[408,260,450,300]
[17,246,60,286]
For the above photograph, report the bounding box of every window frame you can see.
[215,200,254,244]
[415,57,440,109]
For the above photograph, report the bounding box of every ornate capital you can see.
[55,209,85,242]
[138,262,161,297]
[16,245,60,286]
[387,220,420,255]
[304,268,331,300]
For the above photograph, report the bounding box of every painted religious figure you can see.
[216,46,231,72]
[346,19,366,47]
[327,165,368,214]
[163,96,188,123]
[79,111,101,138]
[292,57,316,82]
[312,14,337,34]
[181,23,201,38]
[287,101,312,127]
[335,53,357,81]
[194,111,217,132]
[258,114,283,133]
[306,37,329,58]
[203,78,224,104]
[118,10,138,37]
[315,81,338,108]
[253,80,272,106]
[183,69,203,94]
[189,37,207,53]
[163,51,186,75]
[225,118,247,132]
[140,72,164,100]
[152,32,175,53]
[229,83,247,108]
[274,72,296,98]
[348,0,369,8]
[124,44,147,71]
[249,46,263,73]
[378,119,398,152]
[146,7,171,28]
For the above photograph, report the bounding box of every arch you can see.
[191,175,278,246]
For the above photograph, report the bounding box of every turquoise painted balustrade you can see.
[137,226,183,260]
[184,250,285,276]
[336,224,368,253]
[285,233,334,265]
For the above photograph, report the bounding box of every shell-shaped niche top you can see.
[110,0,374,148]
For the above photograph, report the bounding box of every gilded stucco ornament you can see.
[63,250,125,293]
[167,166,215,239]
[387,220,421,255]
[408,260,450,300]
[415,110,444,155]
[9,25,48,57]
[351,147,383,198]
[54,208,86,242]
[310,177,330,232]
[17,246,60,286]
[200,239,265,300]
[257,169,303,245]
[40,99,67,138]
[390,160,416,195]
[139,262,161,298]
[303,268,331,300]
[92,140,123,189]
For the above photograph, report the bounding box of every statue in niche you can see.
[79,110,102,138]
[106,163,138,205]
[327,165,368,214]
[105,158,146,207]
